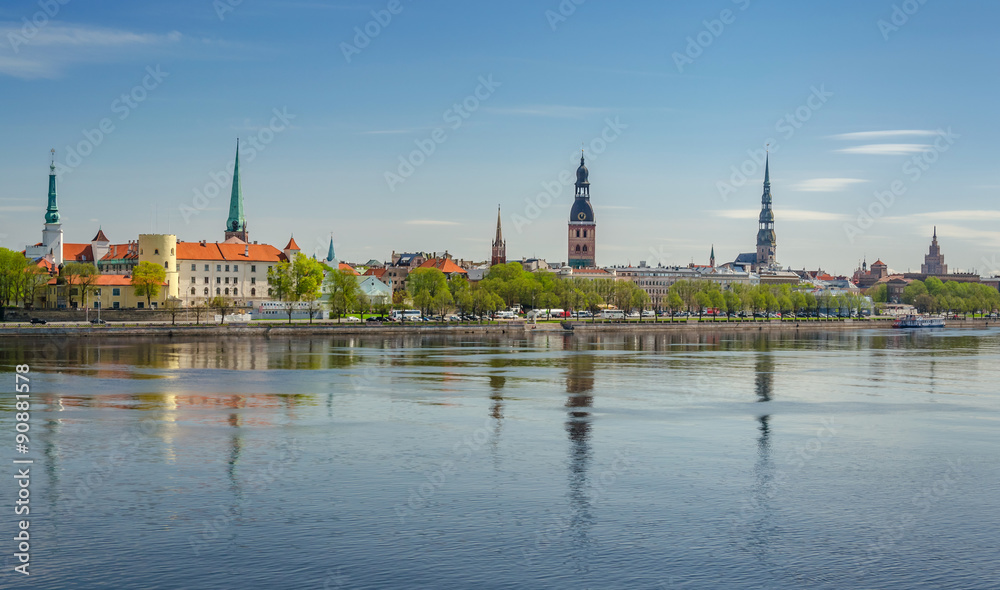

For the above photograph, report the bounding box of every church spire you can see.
[710,244,715,268]
[45,149,60,224]
[225,140,248,241]
[755,153,776,269]
[491,205,506,267]
[326,235,336,264]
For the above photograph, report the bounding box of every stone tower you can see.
[755,154,776,269]
[568,152,596,268]
[491,205,506,267]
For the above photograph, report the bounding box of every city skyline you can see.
[1,0,998,274]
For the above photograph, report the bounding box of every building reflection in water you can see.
[488,373,506,465]
[748,341,776,563]
[564,336,595,569]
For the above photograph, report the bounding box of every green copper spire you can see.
[45,149,60,224]
[327,236,336,263]
[226,140,246,235]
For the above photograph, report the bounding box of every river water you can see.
[1,328,998,589]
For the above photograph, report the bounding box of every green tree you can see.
[326,268,362,322]
[131,261,166,309]
[407,268,450,316]
[209,295,232,324]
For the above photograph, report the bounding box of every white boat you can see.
[893,315,945,328]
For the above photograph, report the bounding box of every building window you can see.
[251,288,256,296]
[204,277,209,284]
[94,302,100,309]
[217,264,222,272]
[191,277,196,283]
[232,277,237,284]
[251,265,256,272]
[583,230,587,238]
[191,288,196,295]
[171,248,175,255]
[224,288,229,295]
[225,265,230,272]
[138,302,144,309]
[583,246,588,252]
[204,288,209,295]
[112,288,121,296]
[216,288,221,295]
[113,302,120,309]
[251,277,256,285]
[575,245,581,252]
[225,277,230,284]
[164,262,169,269]
[154,249,159,255]
[233,264,238,271]
[204,264,209,272]
[95,289,101,296]
[190,264,195,271]
[216,277,221,284]
[233,288,238,296]
[576,230,580,237]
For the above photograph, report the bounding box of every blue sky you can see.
[1,0,998,275]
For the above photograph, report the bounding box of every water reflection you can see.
[565,338,596,570]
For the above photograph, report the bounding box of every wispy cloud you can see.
[484,105,609,119]
[405,220,460,226]
[792,178,868,192]
[835,144,930,156]
[712,209,850,222]
[889,210,1000,222]
[828,130,942,141]
[0,23,184,78]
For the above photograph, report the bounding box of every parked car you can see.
[365,316,384,323]
[641,310,655,317]
[343,315,362,322]
[30,318,46,325]
[90,318,107,325]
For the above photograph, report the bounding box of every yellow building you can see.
[40,274,167,310]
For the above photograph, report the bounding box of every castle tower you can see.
[491,205,506,267]
[755,154,776,270]
[225,141,248,242]
[38,150,65,265]
[138,234,179,300]
[283,236,300,262]
[568,151,596,268]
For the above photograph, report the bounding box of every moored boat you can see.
[893,314,945,328]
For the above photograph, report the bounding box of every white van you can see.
[601,309,625,320]
[495,310,516,320]
[390,309,422,321]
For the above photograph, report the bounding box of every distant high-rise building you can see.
[568,152,596,268]
[921,226,948,275]
[491,205,506,267]
[755,155,776,269]
[225,142,248,243]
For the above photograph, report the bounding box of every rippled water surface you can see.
[2,328,999,589]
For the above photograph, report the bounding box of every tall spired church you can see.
[568,152,596,268]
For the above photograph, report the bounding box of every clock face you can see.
[577,212,586,220]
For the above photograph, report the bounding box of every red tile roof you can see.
[339,263,359,275]
[63,243,95,263]
[92,229,109,242]
[284,237,300,251]
[175,241,286,262]
[100,243,139,261]
[418,258,468,274]
[364,268,388,279]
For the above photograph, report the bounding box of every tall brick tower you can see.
[491,205,506,267]
[755,154,776,270]
[568,152,596,268]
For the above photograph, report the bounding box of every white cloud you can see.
[484,105,609,119]
[828,130,942,141]
[792,178,867,192]
[711,209,850,221]
[0,23,184,78]
[835,144,931,156]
